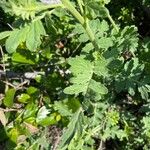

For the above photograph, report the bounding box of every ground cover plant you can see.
[0,0,150,149]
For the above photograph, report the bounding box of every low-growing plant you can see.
[0,0,150,150]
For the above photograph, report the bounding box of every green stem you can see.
[106,10,119,33]
[84,19,99,50]
[77,0,84,14]
[62,0,99,50]
[84,19,95,42]
[61,0,84,25]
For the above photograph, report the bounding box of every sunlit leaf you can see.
[3,88,16,107]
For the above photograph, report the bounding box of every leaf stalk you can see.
[106,10,119,32]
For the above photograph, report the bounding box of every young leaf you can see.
[17,93,30,103]
[23,103,38,120]
[3,88,16,107]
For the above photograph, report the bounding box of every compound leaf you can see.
[64,56,108,97]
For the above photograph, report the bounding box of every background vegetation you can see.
[0,0,150,149]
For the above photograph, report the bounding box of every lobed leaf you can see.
[64,56,108,98]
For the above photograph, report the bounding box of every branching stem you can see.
[62,0,99,50]
[61,0,84,25]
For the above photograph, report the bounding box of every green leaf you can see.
[26,20,46,51]
[36,106,58,126]
[98,37,113,49]
[87,3,108,19]
[58,109,82,149]
[12,50,37,64]
[23,103,38,120]
[27,86,39,95]
[54,101,72,117]
[66,98,81,113]
[5,20,45,53]
[36,136,50,150]
[64,84,88,95]
[102,0,110,4]
[82,43,94,54]
[142,116,150,138]
[17,93,30,103]
[0,31,11,40]
[118,26,139,53]
[91,19,109,36]
[99,20,109,32]
[73,23,84,35]
[64,56,93,95]
[8,128,19,143]
[64,56,108,97]
[7,0,37,20]
[93,6,108,17]
[78,33,89,43]
[138,85,150,100]
[5,27,29,53]
[3,88,16,107]
[94,58,109,77]
[115,58,144,94]
[89,79,108,95]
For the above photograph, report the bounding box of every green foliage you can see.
[12,49,37,64]
[2,20,46,53]
[0,0,150,149]
[0,0,62,20]
[3,88,16,107]
[0,31,11,40]
[36,106,60,126]
[64,56,108,97]
[58,108,82,149]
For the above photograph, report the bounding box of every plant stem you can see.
[84,19,95,42]
[84,19,99,50]
[106,10,119,33]
[0,46,9,92]
[77,0,84,14]
[61,0,84,25]
[62,0,99,50]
